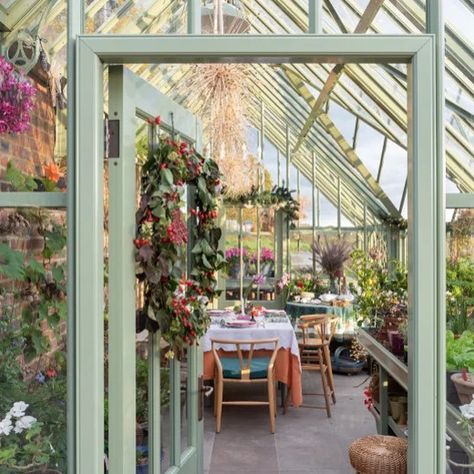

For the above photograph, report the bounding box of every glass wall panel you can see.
[445,207,474,472]
[84,0,186,34]
[223,205,279,303]
[0,207,67,472]
[1,1,68,186]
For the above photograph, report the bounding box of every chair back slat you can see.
[298,314,339,345]
[211,338,279,380]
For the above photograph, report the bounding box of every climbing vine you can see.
[135,133,225,357]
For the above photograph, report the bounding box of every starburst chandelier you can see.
[182,0,258,197]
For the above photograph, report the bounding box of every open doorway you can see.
[98,50,425,473]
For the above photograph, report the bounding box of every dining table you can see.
[202,311,303,407]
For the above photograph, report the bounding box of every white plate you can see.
[319,293,337,303]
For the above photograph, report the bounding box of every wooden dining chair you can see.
[211,337,279,433]
[289,314,338,417]
[299,314,338,404]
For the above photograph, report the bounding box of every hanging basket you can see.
[0,56,36,134]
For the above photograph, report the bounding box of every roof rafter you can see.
[282,65,400,216]
[292,0,386,154]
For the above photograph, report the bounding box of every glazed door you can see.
[107,65,204,474]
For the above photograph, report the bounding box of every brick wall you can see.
[0,64,56,190]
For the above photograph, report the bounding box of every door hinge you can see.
[104,118,120,159]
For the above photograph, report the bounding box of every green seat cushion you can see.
[221,356,271,379]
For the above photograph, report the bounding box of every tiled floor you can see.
[203,373,375,474]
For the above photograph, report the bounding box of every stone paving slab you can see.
[204,373,375,473]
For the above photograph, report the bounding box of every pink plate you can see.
[225,320,256,328]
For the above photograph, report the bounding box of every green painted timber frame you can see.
[71,33,444,474]
[106,65,204,474]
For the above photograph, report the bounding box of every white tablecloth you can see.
[202,319,300,359]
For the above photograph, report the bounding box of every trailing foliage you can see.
[5,161,65,192]
[446,330,474,372]
[135,136,225,357]
[0,218,67,362]
[224,185,300,228]
[379,214,408,231]
[349,248,407,326]
[446,257,474,334]
[0,211,67,471]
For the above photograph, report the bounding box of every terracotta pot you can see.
[446,371,461,406]
[451,373,474,404]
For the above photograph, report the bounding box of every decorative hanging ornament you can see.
[201,0,250,34]
[181,0,257,197]
[5,29,41,74]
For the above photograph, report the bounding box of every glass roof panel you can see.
[353,121,385,177]
[379,141,407,208]
[3,0,472,217]
[84,0,186,34]
[445,0,474,45]
[327,101,357,147]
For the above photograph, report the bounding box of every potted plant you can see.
[349,248,407,337]
[250,247,274,277]
[225,247,248,279]
[312,236,352,294]
[447,330,474,405]
[446,257,474,337]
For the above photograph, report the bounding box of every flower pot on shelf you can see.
[228,261,247,279]
[260,260,274,277]
[451,373,474,404]
[446,371,461,406]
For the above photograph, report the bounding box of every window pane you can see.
[445,207,474,471]
[1,1,68,187]
[0,208,68,472]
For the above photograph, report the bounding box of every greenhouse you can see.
[0,0,473,473]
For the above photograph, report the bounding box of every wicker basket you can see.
[348,435,408,474]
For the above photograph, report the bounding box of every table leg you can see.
[278,382,286,408]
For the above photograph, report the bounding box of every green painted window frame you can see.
[71,34,444,474]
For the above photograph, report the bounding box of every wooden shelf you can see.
[357,328,407,390]
[371,402,407,439]
[358,328,473,456]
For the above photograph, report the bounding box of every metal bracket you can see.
[104,119,120,159]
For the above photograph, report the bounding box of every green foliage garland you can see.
[224,185,300,228]
[135,137,225,357]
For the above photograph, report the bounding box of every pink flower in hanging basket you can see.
[0,56,36,135]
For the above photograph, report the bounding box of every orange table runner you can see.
[203,347,303,407]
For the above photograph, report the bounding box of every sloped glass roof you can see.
[1,0,472,226]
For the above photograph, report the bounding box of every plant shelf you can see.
[359,328,473,456]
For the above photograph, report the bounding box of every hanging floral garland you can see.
[225,185,300,228]
[0,56,36,135]
[135,130,226,358]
